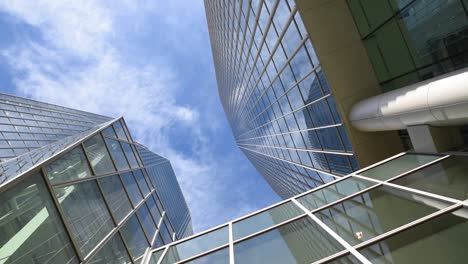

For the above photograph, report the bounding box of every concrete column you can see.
[295,0,404,167]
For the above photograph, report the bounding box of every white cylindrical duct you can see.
[349,68,468,131]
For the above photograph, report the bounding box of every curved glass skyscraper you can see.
[205,0,360,198]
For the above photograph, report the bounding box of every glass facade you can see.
[0,94,192,263]
[205,0,358,199]
[347,0,468,92]
[148,151,468,264]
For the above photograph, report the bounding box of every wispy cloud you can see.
[0,0,279,232]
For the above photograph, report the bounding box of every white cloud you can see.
[0,0,276,232]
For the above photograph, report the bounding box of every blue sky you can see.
[0,0,281,232]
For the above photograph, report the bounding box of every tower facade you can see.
[0,93,192,263]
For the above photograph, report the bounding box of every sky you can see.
[0,0,280,232]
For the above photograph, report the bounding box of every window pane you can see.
[105,138,129,171]
[360,154,441,181]
[102,126,117,138]
[146,196,162,224]
[162,226,229,262]
[46,146,92,184]
[149,250,164,264]
[88,234,131,264]
[0,175,78,264]
[314,185,449,245]
[137,204,157,242]
[233,201,304,240]
[120,215,149,259]
[113,121,129,141]
[179,247,229,264]
[122,143,138,168]
[54,181,114,256]
[133,169,150,196]
[159,221,173,244]
[84,134,116,174]
[234,216,344,263]
[120,172,143,207]
[99,175,132,223]
[359,208,468,263]
[392,156,468,200]
[326,254,361,264]
[297,177,375,211]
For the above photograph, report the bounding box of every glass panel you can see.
[359,208,468,263]
[137,204,157,242]
[392,156,468,200]
[46,146,92,184]
[133,169,150,196]
[314,185,449,245]
[122,143,138,168]
[180,247,229,264]
[159,221,173,244]
[120,215,149,259]
[113,121,129,141]
[120,172,143,207]
[98,175,132,223]
[105,138,130,171]
[149,249,164,264]
[88,234,131,264]
[162,226,229,262]
[234,216,345,263]
[233,201,304,240]
[146,196,162,224]
[360,154,440,181]
[54,180,114,256]
[153,234,164,249]
[326,253,361,264]
[297,177,376,211]
[83,134,116,174]
[102,126,117,138]
[0,175,78,264]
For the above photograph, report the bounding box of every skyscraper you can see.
[205,0,468,198]
[0,92,192,263]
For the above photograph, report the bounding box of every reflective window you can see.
[360,154,441,181]
[233,201,304,240]
[392,156,468,200]
[159,221,173,244]
[120,172,143,207]
[113,121,129,141]
[120,215,149,259]
[83,134,116,174]
[105,138,129,171]
[99,175,132,223]
[102,126,117,138]
[88,234,131,264]
[122,142,139,168]
[54,180,114,256]
[359,208,468,263]
[234,216,344,263]
[133,169,150,196]
[326,254,361,264]
[146,197,162,225]
[314,185,448,245]
[161,226,228,262]
[0,175,78,264]
[46,146,92,184]
[179,247,229,264]
[149,250,164,264]
[297,177,375,211]
[137,204,157,242]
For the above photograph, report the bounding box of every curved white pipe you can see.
[349,68,468,131]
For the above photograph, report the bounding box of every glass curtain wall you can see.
[147,151,468,264]
[0,118,178,264]
[205,0,358,199]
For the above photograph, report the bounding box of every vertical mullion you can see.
[229,222,235,264]
[156,245,169,264]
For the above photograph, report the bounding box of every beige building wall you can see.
[296,0,404,167]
